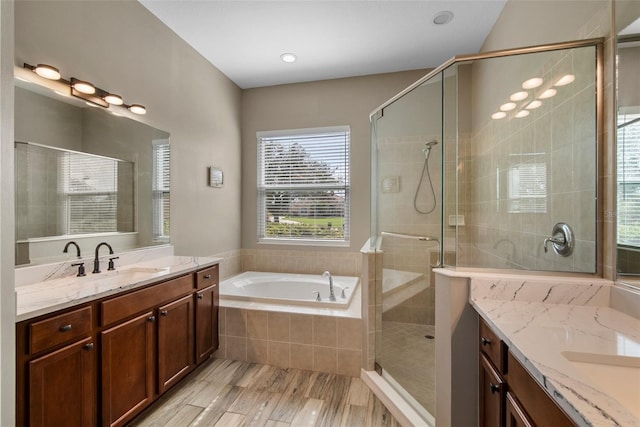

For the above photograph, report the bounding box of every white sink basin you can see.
[561,351,640,418]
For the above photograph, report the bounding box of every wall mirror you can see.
[14,74,170,266]
[616,1,640,283]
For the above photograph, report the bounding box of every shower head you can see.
[422,140,438,158]
[425,140,438,148]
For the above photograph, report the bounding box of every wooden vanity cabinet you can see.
[17,264,220,427]
[101,312,155,427]
[478,318,575,427]
[16,306,97,427]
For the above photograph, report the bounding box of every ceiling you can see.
[139,1,507,89]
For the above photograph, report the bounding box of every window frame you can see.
[256,126,351,247]
[152,139,171,242]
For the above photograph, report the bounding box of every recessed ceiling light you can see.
[280,53,297,63]
[510,91,529,101]
[522,78,543,89]
[500,102,517,112]
[492,112,507,120]
[433,11,454,25]
[554,74,575,86]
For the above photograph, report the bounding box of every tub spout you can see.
[322,271,336,302]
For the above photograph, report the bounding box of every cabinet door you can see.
[195,284,219,364]
[101,311,155,427]
[480,353,505,427]
[29,337,96,427]
[158,294,195,394]
[506,392,534,427]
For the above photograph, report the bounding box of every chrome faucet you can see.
[93,242,114,273]
[63,241,81,258]
[322,271,336,302]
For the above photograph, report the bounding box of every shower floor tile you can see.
[380,321,436,416]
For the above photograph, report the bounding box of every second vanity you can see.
[470,276,640,427]
[15,249,221,427]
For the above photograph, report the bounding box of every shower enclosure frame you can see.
[367,37,604,426]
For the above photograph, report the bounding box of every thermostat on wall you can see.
[208,167,223,188]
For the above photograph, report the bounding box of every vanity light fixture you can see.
[510,91,529,101]
[23,62,147,115]
[515,110,530,118]
[522,77,543,89]
[128,104,146,115]
[539,88,557,99]
[491,111,507,120]
[34,64,61,80]
[500,102,517,111]
[71,78,96,95]
[525,100,542,109]
[554,74,575,86]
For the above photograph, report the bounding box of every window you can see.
[257,126,350,245]
[153,140,171,241]
[507,161,547,214]
[618,112,640,247]
[60,152,118,234]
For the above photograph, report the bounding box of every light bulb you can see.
[522,78,543,89]
[35,64,61,80]
[128,104,146,115]
[73,80,96,94]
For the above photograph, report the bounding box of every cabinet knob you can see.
[481,337,491,346]
[147,315,156,323]
[489,383,501,394]
[160,310,168,316]
[84,342,94,351]
[204,274,212,279]
[197,293,204,299]
[59,324,72,332]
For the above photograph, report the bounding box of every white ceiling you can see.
[139,1,507,89]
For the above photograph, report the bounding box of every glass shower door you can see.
[373,72,443,422]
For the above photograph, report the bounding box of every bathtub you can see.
[220,271,359,308]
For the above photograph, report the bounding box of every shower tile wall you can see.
[457,47,598,272]
[377,136,440,325]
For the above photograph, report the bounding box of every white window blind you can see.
[257,126,350,245]
[60,152,118,233]
[618,113,640,247]
[153,140,171,240]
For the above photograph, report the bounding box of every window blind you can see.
[153,141,171,240]
[618,113,640,247]
[507,162,547,214]
[60,152,118,233]
[257,126,350,244]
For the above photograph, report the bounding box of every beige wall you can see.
[14,0,243,259]
[241,70,428,252]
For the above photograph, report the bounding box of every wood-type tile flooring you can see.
[131,358,401,427]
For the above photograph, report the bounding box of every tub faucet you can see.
[93,242,114,273]
[63,241,81,258]
[322,271,336,302]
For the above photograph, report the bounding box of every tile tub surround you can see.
[470,278,640,427]
[215,307,363,377]
[16,254,221,321]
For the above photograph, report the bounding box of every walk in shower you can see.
[369,39,602,424]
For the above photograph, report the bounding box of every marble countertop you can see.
[16,255,221,322]
[470,278,640,427]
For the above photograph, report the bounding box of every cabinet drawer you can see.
[480,318,506,373]
[506,352,575,427]
[29,306,92,354]
[196,265,218,289]
[101,274,193,326]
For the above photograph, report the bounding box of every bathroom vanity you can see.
[15,256,219,427]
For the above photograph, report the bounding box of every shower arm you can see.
[380,231,442,268]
